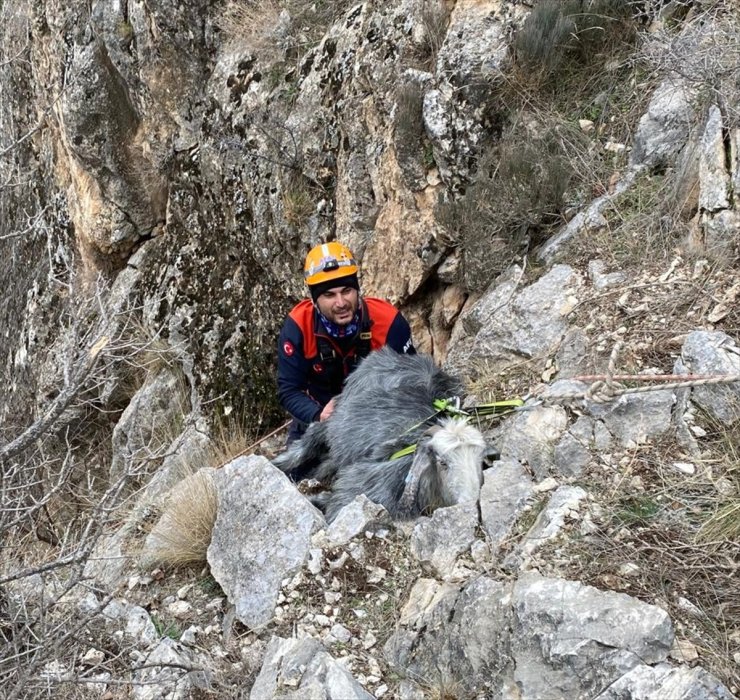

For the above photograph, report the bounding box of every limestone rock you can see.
[325,494,392,547]
[479,459,535,552]
[699,106,731,212]
[385,576,513,699]
[511,574,674,699]
[493,405,569,480]
[593,662,735,700]
[250,636,373,700]
[446,264,583,376]
[132,638,210,700]
[506,486,588,568]
[586,389,675,448]
[630,78,697,170]
[109,369,190,485]
[410,501,479,577]
[676,330,740,425]
[208,456,324,628]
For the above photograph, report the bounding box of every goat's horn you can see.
[397,443,431,515]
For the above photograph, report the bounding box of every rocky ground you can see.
[28,250,734,700]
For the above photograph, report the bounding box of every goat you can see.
[272,347,499,521]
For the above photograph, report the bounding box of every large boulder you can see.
[208,456,325,628]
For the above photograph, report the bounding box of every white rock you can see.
[715,478,736,497]
[180,626,200,645]
[81,648,105,665]
[618,562,640,577]
[328,623,352,644]
[367,566,387,584]
[307,548,323,574]
[670,638,700,662]
[533,477,559,493]
[672,461,696,475]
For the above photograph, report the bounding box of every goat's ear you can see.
[397,441,434,515]
[482,444,500,470]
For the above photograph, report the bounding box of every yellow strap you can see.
[471,398,525,415]
[389,397,525,460]
[390,444,417,460]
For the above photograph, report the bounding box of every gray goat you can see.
[272,347,499,521]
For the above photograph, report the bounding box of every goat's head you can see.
[400,417,499,514]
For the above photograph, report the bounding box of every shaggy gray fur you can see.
[273,347,496,522]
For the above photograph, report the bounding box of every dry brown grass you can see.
[218,0,359,57]
[536,405,740,691]
[218,0,283,56]
[140,410,266,568]
[144,469,218,567]
[282,186,315,228]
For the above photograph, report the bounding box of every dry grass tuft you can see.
[282,186,315,228]
[144,469,218,568]
[697,416,740,543]
[513,0,639,92]
[218,0,359,57]
[218,0,283,56]
[141,410,267,568]
[207,412,262,469]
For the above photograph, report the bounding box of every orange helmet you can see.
[304,242,358,286]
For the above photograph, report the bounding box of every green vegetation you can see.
[614,494,661,526]
[151,615,182,641]
[282,185,315,228]
[433,0,647,291]
[513,0,638,91]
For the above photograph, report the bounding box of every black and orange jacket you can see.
[277,297,415,426]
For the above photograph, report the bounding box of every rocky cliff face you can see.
[1,1,739,698]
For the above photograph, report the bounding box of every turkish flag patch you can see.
[283,341,294,357]
[313,363,323,373]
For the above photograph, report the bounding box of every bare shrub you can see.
[415,1,448,69]
[437,120,587,291]
[143,469,218,568]
[0,262,203,697]
[642,5,740,126]
[513,0,640,90]
[218,0,359,57]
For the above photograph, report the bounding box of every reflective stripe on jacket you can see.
[277,297,415,426]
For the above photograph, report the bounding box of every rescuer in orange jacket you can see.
[277,242,416,445]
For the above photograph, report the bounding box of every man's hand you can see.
[319,398,336,421]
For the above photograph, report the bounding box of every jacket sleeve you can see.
[385,311,416,355]
[277,318,323,425]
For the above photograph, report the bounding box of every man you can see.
[277,241,415,444]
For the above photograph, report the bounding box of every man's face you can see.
[315,286,359,325]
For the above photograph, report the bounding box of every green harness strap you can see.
[389,397,524,460]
